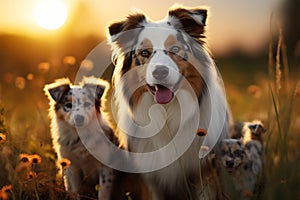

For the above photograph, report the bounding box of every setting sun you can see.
[35,0,67,30]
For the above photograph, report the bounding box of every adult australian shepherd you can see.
[104,5,231,200]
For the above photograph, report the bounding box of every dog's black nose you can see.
[226,160,234,168]
[152,65,169,80]
[74,115,84,126]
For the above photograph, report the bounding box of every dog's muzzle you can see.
[147,65,173,104]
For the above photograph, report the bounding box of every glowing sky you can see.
[0,0,282,53]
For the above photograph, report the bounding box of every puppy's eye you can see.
[65,103,72,109]
[84,102,91,107]
[234,149,243,157]
[170,46,181,54]
[140,49,151,58]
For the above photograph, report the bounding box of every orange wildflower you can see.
[30,154,42,164]
[58,158,71,169]
[0,185,12,200]
[1,185,12,193]
[247,85,262,98]
[0,133,6,143]
[19,153,31,163]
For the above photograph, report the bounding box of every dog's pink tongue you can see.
[155,85,173,104]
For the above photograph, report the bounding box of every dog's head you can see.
[44,77,107,127]
[216,139,246,173]
[108,6,209,106]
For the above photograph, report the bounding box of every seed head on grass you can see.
[200,145,209,152]
[125,192,132,200]
[95,184,100,191]
[294,81,300,97]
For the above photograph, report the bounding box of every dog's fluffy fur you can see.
[214,139,256,199]
[212,122,265,199]
[242,121,265,178]
[44,77,117,200]
[104,5,230,199]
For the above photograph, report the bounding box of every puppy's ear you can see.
[248,124,259,134]
[81,77,108,102]
[84,83,106,102]
[108,13,146,50]
[47,84,70,102]
[168,7,207,42]
[44,78,71,102]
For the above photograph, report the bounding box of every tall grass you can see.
[262,11,300,200]
[0,104,74,200]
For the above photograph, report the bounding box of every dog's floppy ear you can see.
[108,13,146,37]
[108,13,146,50]
[168,7,207,42]
[46,84,70,102]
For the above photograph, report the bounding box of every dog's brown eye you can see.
[140,49,150,58]
[170,46,181,54]
[65,103,72,109]
[84,102,91,107]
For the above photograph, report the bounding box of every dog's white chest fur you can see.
[117,89,203,190]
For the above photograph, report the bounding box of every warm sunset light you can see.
[34,0,67,30]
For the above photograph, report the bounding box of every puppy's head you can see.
[247,121,266,137]
[242,120,266,143]
[44,77,107,127]
[108,6,208,106]
[216,139,246,173]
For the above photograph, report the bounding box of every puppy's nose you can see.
[226,160,234,168]
[74,115,84,126]
[152,65,169,80]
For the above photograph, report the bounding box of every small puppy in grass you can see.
[214,139,255,199]
[234,120,266,175]
[44,77,117,200]
[211,121,266,199]
[232,120,266,142]
[242,120,266,178]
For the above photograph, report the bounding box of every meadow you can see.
[0,23,299,200]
